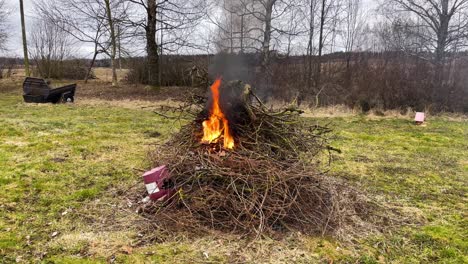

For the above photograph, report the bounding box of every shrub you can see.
[32,59,93,80]
[0,57,15,79]
[125,55,209,87]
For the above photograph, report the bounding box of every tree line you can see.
[1,0,467,111]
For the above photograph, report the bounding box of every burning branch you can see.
[201,78,234,149]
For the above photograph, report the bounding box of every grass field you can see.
[0,82,467,263]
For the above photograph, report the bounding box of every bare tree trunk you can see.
[146,0,159,86]
[19,0,30,77]
[117,25,122,70]
[104,0,117,86]
[158,9,163,86]
[389,0,468,104]
[344,0,362,91]
[85,45,98,83]
[261,0,276,73]
[230,11,233,53]
[435,0,449,65]
[317,0,326,88]
[240,13,244,54]
[47,53,51,78]
[434,0,450,97]
[306,0,316,95]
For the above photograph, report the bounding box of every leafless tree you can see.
[258,0,277,72]
[105,0,118,86]
[304,0,319,96]
[382,0,468,101]
[0,0,9,52]
[317,0,343,85]
[282,7,305,57]
[19,0,30,77]
[317,0,327,83]
[29,18,75,78]
[341,0,365,79]
[300,0,343,104]
[123,0,206,86]
[35,0,129,83]
[387,0,468,64]
[343,0,363,55]
[210,0,264,54]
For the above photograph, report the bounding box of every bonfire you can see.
[139,78,381,238]
[200,78,234,149]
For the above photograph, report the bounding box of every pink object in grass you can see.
[415,112,425,123]
[143,165,174,201]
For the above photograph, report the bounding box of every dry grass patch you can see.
[77,98,184,110]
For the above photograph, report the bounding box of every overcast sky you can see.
[2,0,380,58]
[3,0,34,57]
[2,0,97,57]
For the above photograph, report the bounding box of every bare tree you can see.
[215,0,242,53]
[342,0,364,75]
[383,0,468,102]
[123,0,206,86]
[304,0,343,105]
[237,0,295,71]
[343,0,362,54]
[145,0,159,85]
[282,7,304,57]
[19,0,30,77]
[212,0,306,61]
[105,0,118,86]
[259,0,277,72]
[0,0,9,51]
[317,0,326,82]
[36,0,129,83]
[210,0,264,54]
[268,1,306,56]
[29,18,75,78]
[305,0,318,96]
[388,0,468,64]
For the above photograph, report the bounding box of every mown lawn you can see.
[0,90,466,263]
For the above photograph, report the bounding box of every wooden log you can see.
[241,84,256,121]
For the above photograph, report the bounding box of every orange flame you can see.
[201,78,235,149]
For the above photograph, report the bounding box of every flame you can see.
[201,78,235,149]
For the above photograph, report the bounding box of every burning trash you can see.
[138,79,382,237]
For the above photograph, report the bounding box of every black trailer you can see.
[23,77,77,103]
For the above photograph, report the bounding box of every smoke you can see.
[208,52,254,83]
[205,52,276,126]
[207,52,273,102]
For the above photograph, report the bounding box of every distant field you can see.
[92,68,129,82]
[2,67,128,82]
[0,80,467,263]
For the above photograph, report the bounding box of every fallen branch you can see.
[136,80,389,238]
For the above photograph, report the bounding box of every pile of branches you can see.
[139,81,383,237]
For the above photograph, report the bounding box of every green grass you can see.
[0,93,176,263]
[0,91,466,263]
[322,116,468,263]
